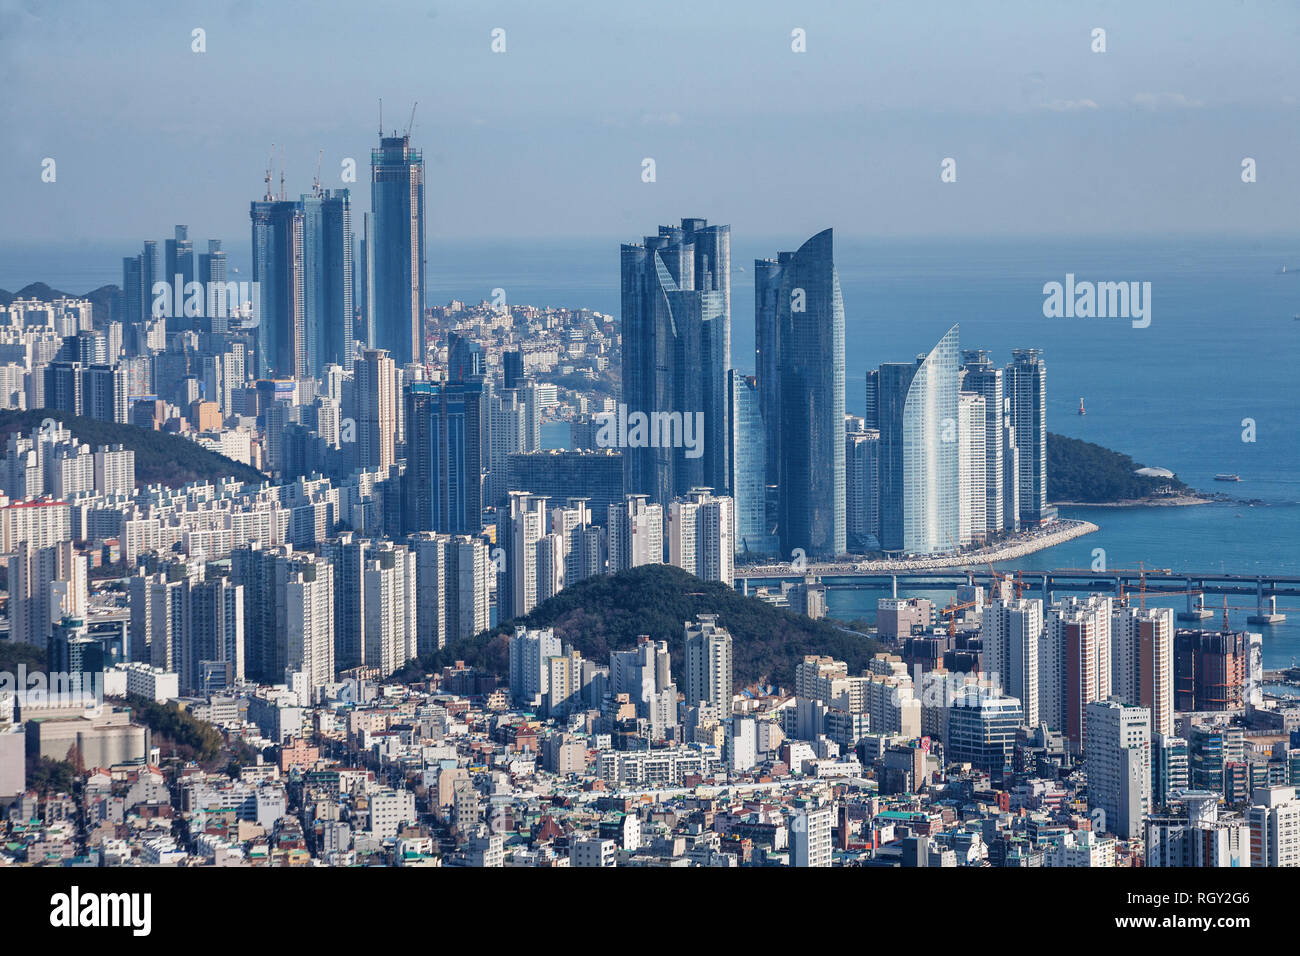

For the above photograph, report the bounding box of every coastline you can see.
[737,519,1099,575]
[1051,494,1217,508]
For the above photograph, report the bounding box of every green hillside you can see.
[0,409,265,488]
[393,563,885,691]
[1048,431,1193,503]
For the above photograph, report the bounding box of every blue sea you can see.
[5,235,1299,662]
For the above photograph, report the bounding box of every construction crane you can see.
[939,598,981,638]
[406,100,418,137]
[980,556,1027,601]
[264,144,275,201]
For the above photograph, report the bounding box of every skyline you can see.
[0,0,1298,894]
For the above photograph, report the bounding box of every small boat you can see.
[1214,474,1241,482]
[1077,398,1086,416]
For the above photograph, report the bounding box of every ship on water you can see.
[1215,473,1241,482]
[1078,398,1086,416]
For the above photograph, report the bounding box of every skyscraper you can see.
[164,225,194,331]
[302,188,354,374]
[607,493,663,573]
[982,597,1043,728]
[230,545,334,698]
[846,429,881,553]
[754,228,846,559]
[620,218,730,511]
[1006,349,1054,527]
[667,488,734,586]
[1041,594,1113,753]
[198,238,226,288]
[1087,699,1152,840]
[321,533,368,672]
[362,541,418,677]
[878,325,959,555]
[684,615,733,710]
[864,369,879,429]
[186,570,245,695]
[960,350,1005,533]
[356,348,398,471]
[370,133,425,367]
[250,196,306,379]
[122,256,142,328]
[403,378,486,535]
[503,492,548,620]
[958,391,987,546]
[407,532,491,652]
[727,370,775,556]
[1112,604,1174,738]
[83,364,128,424]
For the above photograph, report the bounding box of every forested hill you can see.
[1047,432,1193,502]
[393,564,884,692]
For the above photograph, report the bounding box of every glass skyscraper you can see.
[619,218,730,511]
[1006,348,1054,527]
[122,240,160,325]
[727,370,775,556]
[302,188,354,374]
[250,197,305,379]
[403,380,486,536]
[846,429,880,552]
[198,238,226,288]
[371,134,425,368]
[754,228,845,558]
[878,325,960,555]
[960,349,1006,533]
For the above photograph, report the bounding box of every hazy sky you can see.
[3,0,1300,242]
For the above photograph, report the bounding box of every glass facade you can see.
[506,450,624,528]
[250,199,305,379]
[371,135,425,367]
[728,370,775,555]
[301,189,354,375]
[960,350,1006,533]
[845,429,880,552]
[620,219,730,512]
[879,325,960,555]
[756,228,846,559]
[1007,348,1051,526]
[404,380,486,536]
[946,692,1024,776]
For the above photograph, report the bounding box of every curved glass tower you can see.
[879,325,960,554]
[756,228,846,558]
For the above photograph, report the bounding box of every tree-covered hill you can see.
[393,563,884,692]
[0,409,265,488]
[1047,432,1193,503]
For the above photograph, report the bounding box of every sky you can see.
[2,0,1300,242]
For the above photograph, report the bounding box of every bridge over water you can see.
[734,567,1300,623]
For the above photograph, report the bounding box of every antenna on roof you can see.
[264,144,275,201]
[378,98,383,139]
[313,148,323,197]
[280,146,286,200]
